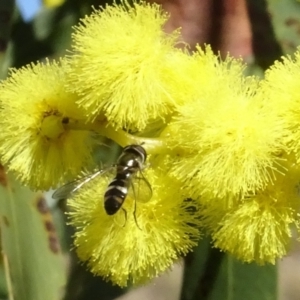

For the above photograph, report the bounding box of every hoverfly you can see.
[52,144,152,226]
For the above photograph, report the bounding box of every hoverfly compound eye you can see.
[135,145,147,162]
[123,145,147,163]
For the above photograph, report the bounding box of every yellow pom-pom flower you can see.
[164,47,286,199]
[202,163,300,264]
[0,59,96,190]
[259,49,300,163]
[67,0,187,131]
[68,167,201,287]
[43,0,65,8]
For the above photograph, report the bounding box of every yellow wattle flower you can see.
[43,0,65,8]
[202,164,300,264]
[0,59,96,190]
[68,167,202,287]
[259,49,300,163]
[67,0,187,131]
[165,46,286,200]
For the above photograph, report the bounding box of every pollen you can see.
[259,49,300,163]
[40,115,65,140]
[0,59,96,190]
[164,46,287,200]
[68,167,202,287]
[66,0,188,131]
[202,167,300,264]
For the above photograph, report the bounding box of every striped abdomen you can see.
[104,145,147,215]
[104,172,130,215]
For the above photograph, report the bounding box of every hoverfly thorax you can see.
[116,145,147,174]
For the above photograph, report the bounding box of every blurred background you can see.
[0,0,300,299]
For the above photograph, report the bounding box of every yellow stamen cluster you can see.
[0,59,96,190]
[67,0,188,131]
[259,51,300,162]
[165,47,287,199]
[1,0,300,288]
[68,168,201,287]
[201,163,300,264]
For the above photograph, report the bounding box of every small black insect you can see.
[53,145,152,224]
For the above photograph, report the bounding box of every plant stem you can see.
[64,118,166,154]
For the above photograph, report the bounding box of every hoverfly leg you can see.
[130,179,142,230]
[133,198,142,230]
[121,208,128,227]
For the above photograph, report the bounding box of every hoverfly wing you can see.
[52,168,113,200]
[129,171,152,203]
[52,180,81,200]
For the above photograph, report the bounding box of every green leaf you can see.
[0,0,14,54]
[209,255,277,300]
[267,0,300,55]
[0,263,8,298]
[181,238,277,300]
[33,8,58,41]
[33,7,76,55]
[0,0,15,78]
[64,261,125,300]
[246,0,283,69]
[0,169,66,300]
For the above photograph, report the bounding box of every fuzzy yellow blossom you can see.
[0,59,96,190]
[43,0,65,8]
[67,0,188,131]
[164,47,286,200]
[201,162,300,264]
[68,167,202,287]
[259,49,300,163]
